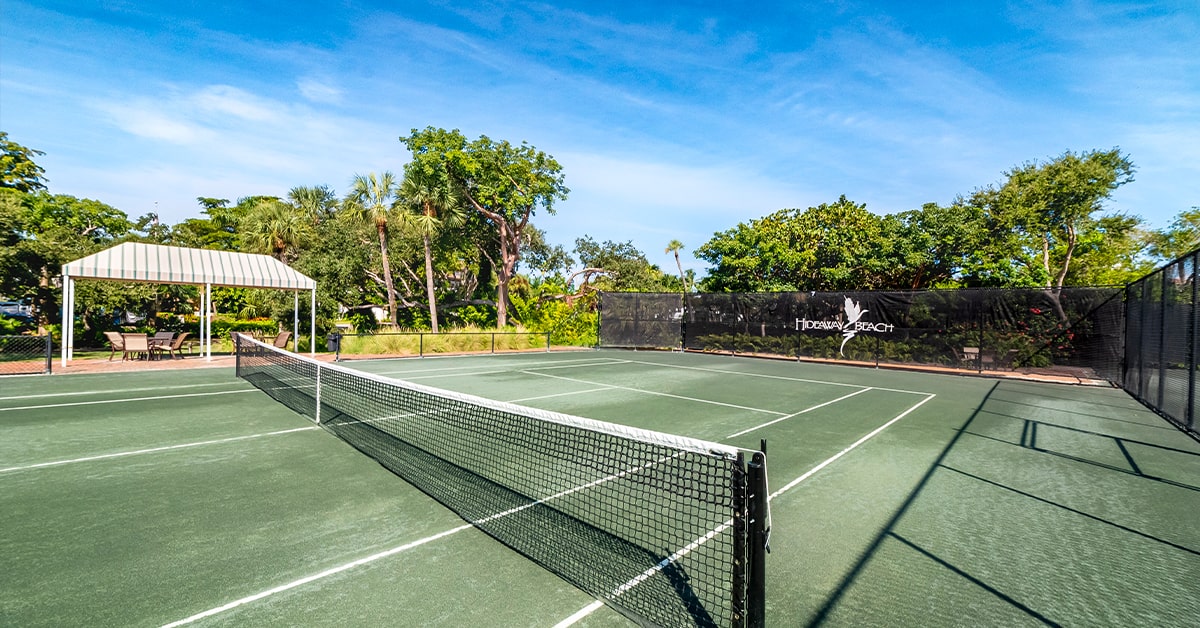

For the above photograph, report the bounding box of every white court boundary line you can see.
[727,388,874,438]
[0,389,256,412]
[523,370,788,417]
[395,360,633,382]
[374,356,629,377]
[144,355,931,625]
[0,381,248,402]
[160,524,475,628]
[0,427,318,474]
[159,440,687,627]
[553,392,938,627]
[623,358,932,396]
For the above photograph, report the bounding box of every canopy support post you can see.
[293,290,299,352]
[310,288,316,356]
[205,283,212,361]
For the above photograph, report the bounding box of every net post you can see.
[732,452,748,628]
[747,445,768,628]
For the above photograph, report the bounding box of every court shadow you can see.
[805,380,1200,626]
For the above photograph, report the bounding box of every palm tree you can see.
[287,185,338,224]
[667,239,694,323]
[240,198,311,262]
[345,172,401,324]
[398,165,466,333]
[666,239,689,293]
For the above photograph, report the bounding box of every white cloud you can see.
[297,78,342,104]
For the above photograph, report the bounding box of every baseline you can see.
[623,358,933,396]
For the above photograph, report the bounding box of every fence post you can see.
[545,332,551,352]
[1189,252,1198,429]
[420,332,424,358]
[1158,267,1169,410]
[491,332,496,354]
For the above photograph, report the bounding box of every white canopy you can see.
[62,242,315,290]
[60,243,316,364]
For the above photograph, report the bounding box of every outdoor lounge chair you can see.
[104,331,125,361]
[271,331,291,348]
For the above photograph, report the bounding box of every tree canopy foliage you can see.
[0,129,1192,350]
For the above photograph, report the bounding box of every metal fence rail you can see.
[0,335,52,376]
[1123,248,1197,434]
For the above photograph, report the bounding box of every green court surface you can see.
[1,350,1197,627]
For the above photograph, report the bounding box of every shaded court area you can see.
[1,349,1197,626]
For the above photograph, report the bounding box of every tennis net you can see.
[235,336,767,628]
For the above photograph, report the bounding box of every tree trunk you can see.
[496,221,513,327]
[423,233,438,333]
[377,224,398,324]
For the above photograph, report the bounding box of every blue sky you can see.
[2,1,1197,276]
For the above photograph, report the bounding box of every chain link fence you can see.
[601,287,1123,382]
[0,335,52,376]
[1124,249,1197,433]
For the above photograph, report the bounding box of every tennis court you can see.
[2,348,1198,626]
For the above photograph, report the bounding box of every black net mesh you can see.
[602,288,1124,381]
[235,336,762,628]
[0,335,51,375]
[600,293,684,349]
[1124,250,1197,433]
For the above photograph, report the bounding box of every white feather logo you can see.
[839,297,867,355]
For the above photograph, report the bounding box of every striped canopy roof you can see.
[62,242,315,290]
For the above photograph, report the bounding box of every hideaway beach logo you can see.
[795,297,895,356]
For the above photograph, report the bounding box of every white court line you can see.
[387,359,632,382]
[0,389,255,412]
[768,393,936,499]
[160,524,475,628]
[374,356,628,377]
[727,388,874,438]
[0,426,318,474]
[553,392,938,627]
[523,371,786,416]
[158,445,685,628]
[0,381,248,402]
[622,358,933,396]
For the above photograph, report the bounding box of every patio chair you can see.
[104,331,125,361]
[121,333,156,361]
[151,331,174,352]
[271,331,291,348]
[163,332,190,359]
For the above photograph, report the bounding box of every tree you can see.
[696,196,883,292]
[1149,207,1200,263]
[665,240,690,292]
[991,149,1135,289]
[344,172,401,324]
[574,236,678,292]
[400,127,569,327]
[0,132,48,193]
[288,185,339,224]
[239,198,312,262]
[398,159,466,332]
